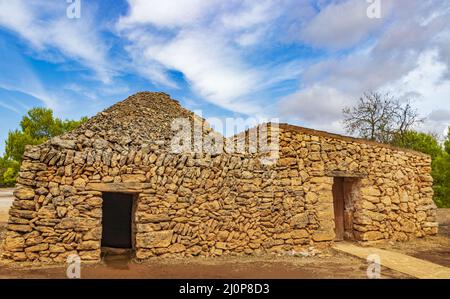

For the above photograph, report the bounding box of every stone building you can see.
[0,92,438,264]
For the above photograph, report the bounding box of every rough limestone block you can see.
[136,230,173,248]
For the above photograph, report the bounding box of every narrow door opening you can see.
[332,177,358,241]
[101,192,135,249]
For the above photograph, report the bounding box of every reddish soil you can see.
[0,250,409,279]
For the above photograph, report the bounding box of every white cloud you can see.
[276,0,450,137]
[426,108,450,138]
[117,0,301,114]
[298,0,391,49]
[0,1,35,42]
[379,50,450,135]
[220,0,277,29]
[235,29,265,47]
[0,0,113,83]
[1,0,448,141]
[276,84,351,131]
[380,50,448,100]
[118,0,215,29]
[145,31,257,104]
[429,110,450,122]
[0,37,60,110]
[116,0,450,126]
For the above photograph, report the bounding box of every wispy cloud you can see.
[0,0,114,83]
[117,0,303,114]
[0,99,21,114]
[0,32,61,111]
[0,0,448,141]
[297,0,392,50]
[117,0,215,28]
[276,0,450,135]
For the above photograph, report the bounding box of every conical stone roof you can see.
[64,91,210,150]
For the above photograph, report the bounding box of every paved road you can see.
[0,188,13,221]
[0,188,14,196]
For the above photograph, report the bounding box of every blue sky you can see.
[0,0,449,155]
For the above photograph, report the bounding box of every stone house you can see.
[0,92,438,264]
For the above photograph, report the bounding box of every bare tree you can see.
[342,92,422,144]
[343,92,396,142]
[393,100,424,143]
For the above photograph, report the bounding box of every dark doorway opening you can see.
[101,192,135,249]
[332,177,359,241]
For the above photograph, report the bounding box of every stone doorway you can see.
[101,192,136,249]
[332,177,359,241]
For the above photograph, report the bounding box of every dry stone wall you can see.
[0,93,438,265]
[277,125,438,243]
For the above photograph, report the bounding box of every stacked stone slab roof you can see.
[278,124,428,157]
[45,91,427,157]
[66,91,208,148]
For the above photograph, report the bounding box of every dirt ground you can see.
[0,188,447,279]
[0,250,410,279]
